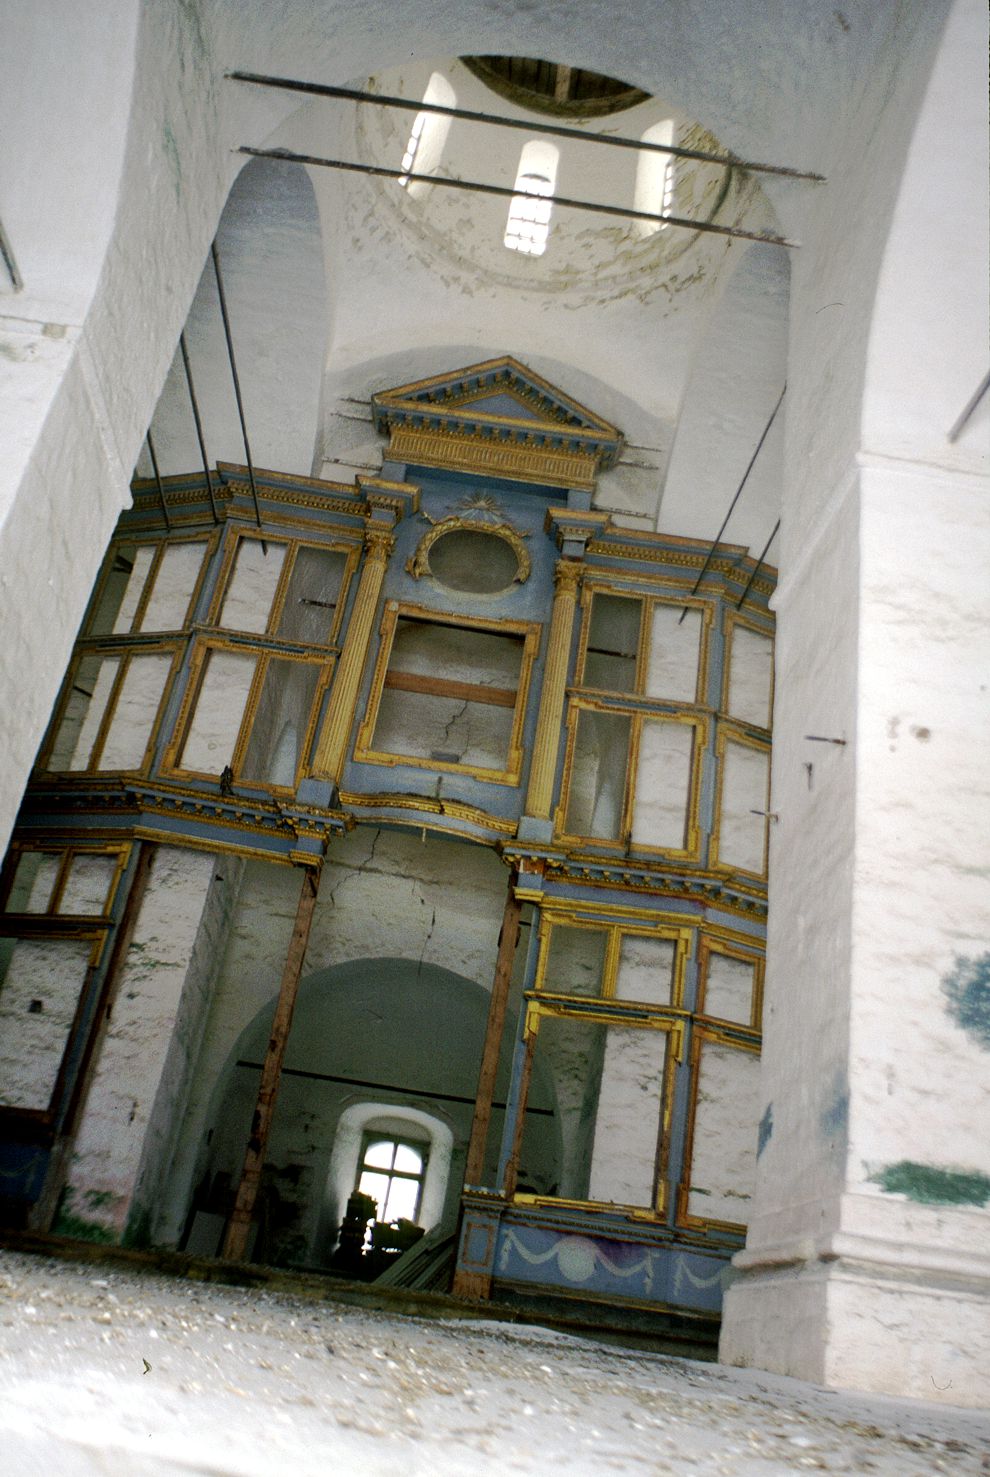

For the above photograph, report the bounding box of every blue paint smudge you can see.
[820,1080,849,1138]
[942,953,990,1048]
[757,1102,773,1158]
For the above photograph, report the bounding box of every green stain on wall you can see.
[872,1161,990,1206]
[52,1209,116,1243]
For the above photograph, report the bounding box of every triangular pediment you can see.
[370,358,623,489]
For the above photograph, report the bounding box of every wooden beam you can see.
[384,669,518,708]
[33,841,155,1233]
[463,875,522,1188]
[222,865,320,1261]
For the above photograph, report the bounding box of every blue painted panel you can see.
[493,1218,731,1313]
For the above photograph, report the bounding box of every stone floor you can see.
[0,1249,987,1476]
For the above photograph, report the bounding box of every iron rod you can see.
[178,331,220,524]
[237,146,799,248]
[679,385,786,620]
[210,239,265,541]
[947,367,990,443]
[736,517,779,610]
[145,430,172,531]
[0,217,22,291]
[229,71,825,182]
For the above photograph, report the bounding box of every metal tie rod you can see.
[179,331,220,524]
[237,146,800,249]
[679,384,786,621]
[210,239,266,543]
[230,71,825,183]
[145,430,172,531]
[736,518,779,610]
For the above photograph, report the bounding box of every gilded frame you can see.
[353,602,541,787]
[38,642,182,778]
[209,528,359,649]
[695,933,765,1032]
[676,1022,761,1235]
[721,609,775,733]
[508,997,684,1221]
[161,636,334,794]
[710,724,772,880]
[406,517,531,589]
[533,908,693,1012]
[86,530,217,638]
[576,582,712,708]
[0,841,131,921]
[555,697,706,859]
[0,925,109,1124]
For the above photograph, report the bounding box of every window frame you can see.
[676,1022,761,1234]
[353,601,541,786]
[508,996,684,1220]
[38,641,182,778]
[710,724,772,880]
[354,1131,429,1224]
[721,609,775,733]
[208,529,358,650]
[555,697,706,858]
[161,636,334,793]
[575,583,712,704]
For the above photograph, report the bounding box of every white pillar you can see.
[721,0,989,1405]
[58,846,238,1245]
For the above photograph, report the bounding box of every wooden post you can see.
[33,840,155,1233]
[463,873,522,1188]
[453,872,522,1301]
[222,865,320,1261]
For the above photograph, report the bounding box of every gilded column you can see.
[524,557,582,819]
[312,520,394,781]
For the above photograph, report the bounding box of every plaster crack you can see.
[417,906,437,979]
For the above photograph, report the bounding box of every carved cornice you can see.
[386,426,599,490]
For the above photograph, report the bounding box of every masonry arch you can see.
[179,955,559,1270]
[659,241,789,554]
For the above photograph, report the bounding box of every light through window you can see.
[356,1136,427,1223]
[399,73,456,196]
[504,140,559,256]
[633,119,675,237]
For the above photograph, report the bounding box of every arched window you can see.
[504,140,559,256]
[633,119,675,237]
[355,1133,427,1223]
[399,73,456,197]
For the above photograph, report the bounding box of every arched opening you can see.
[504,139,559,257]
[140,156,328,483]
[178,954,559,1272]
[399,72,457,196]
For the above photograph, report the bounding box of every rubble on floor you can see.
[0,1250,986,1476]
